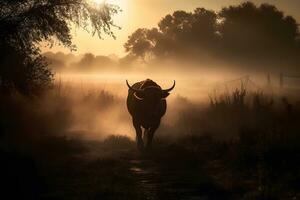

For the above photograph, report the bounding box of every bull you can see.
[126,79,175,150]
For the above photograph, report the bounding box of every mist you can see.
[42,43,300,141]
[34,64,298,143]
[2,1,300,199]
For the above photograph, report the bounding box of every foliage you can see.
[0,44,54,94]
[219,2,299,58]
[125,1,300,64]
[124,8,217,61]
[0,0,120,94]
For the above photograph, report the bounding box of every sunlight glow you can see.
[94,0,123,6]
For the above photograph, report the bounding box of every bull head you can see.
[126,80,175,100]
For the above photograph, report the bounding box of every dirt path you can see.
[124,151,221,200]
[80,142,229,199]
[129,157,160,200]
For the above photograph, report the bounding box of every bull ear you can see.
[161,92,170,99]
[134,91,145,100]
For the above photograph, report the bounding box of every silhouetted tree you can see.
[125,8,217,61]
[124,28,153,60]
[125,2,300,66]
[0,0,120,94]
[0,45,53,94]
[219,2,299,59]
[73,53,116,71]
[159,8,217,48]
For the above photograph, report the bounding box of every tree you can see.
[124,28,174,61]
[124,28,153,60]
[0,0,120,94]
[159,8,217,47]
[125,8,217,61]
[218,2,299,59]
[124,2,300,66]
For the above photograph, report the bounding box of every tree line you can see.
[124,2,300,65]
[1,1,299,95]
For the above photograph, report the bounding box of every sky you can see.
[41,0,300,57]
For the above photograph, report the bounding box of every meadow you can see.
[0,77,299,200]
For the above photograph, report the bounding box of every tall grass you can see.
[0,82,299,199]
[159,86,300,199]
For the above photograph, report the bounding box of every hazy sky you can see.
[41,0,300,57]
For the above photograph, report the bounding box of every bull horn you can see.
[126,80,144,93]
[162,80,176,92]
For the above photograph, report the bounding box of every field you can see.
[2,1,300,199]
[0,77,300,200]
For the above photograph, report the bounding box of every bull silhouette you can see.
[126,79,175,150]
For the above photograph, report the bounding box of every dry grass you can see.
[0,83,300,199]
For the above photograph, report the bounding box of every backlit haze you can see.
[42,0,300,56]
[42,0,300,117]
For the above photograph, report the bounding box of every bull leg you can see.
[146,124,159,149]
[133,120,144,151]
[143,128,149,144]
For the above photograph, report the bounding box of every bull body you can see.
[126,79,175,150]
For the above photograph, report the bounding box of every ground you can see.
[38,140,231,200]
[2,134,298,200]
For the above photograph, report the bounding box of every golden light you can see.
[93,0,123,6]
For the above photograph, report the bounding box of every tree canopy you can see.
[124,2,300,65]
[0,0,120,94]
[219,2,299,58]
[124,8,218,61]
